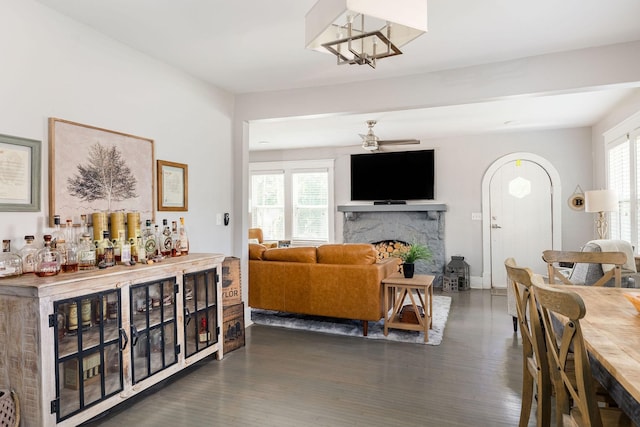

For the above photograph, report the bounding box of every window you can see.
[249,160,334,245]
[605,111,640,249]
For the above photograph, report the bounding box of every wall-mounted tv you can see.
[350,149,435,203]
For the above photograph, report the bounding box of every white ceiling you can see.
[34,0,640,151]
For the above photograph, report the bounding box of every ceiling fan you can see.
[360,120,420,151]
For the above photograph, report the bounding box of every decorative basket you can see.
[0,389,19,427]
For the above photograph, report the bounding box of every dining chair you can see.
[505,258,551,427]
[542,250,626,288]
[531,283,632,427]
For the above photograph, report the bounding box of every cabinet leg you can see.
[362,320,368,336]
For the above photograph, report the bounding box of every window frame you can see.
[604,110,640,249]
[249,159,335,245]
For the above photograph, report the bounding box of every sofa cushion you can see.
[262,247,317,263]
[317,244,377,265]
[249,243,267,260]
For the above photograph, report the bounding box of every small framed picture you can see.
[157,160,188,211]
[0,133,41,212]
[278,240,291,248]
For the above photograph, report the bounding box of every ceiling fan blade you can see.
[378,139,420,146]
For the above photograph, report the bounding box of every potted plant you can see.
[397,242,432,278]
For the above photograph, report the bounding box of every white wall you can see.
[0,0,234,255]
[250,127,594,281]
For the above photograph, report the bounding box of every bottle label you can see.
[79,251,96,263]
[145,239,157,256]
[104,247,115,266]
[163,237,172,251]
[68,303,78,331]
[23,254,35,273]
[121,245,131,263]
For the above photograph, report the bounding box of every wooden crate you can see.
[222,256,241,306]
[223,302,245,354]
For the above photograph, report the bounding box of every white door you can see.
[490,159,553,289]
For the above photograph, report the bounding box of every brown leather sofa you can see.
[248,243,400,335]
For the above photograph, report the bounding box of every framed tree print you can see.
[48,118,155,226]
[157,160,188,211]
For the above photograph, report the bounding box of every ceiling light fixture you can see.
[361,120,380,151]
[305,0,428,69]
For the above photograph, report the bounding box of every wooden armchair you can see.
[542,250,627,288]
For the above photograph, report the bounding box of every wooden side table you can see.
[382,273,434,343]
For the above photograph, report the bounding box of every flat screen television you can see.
[350,149,435,202]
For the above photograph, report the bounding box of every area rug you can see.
[251,295,451,345]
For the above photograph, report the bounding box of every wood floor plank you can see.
[82,290,536,426]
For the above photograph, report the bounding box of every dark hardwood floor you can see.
[83,290,534,426]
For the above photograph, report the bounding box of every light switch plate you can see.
[471,212,482,221]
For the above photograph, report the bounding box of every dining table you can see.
[554,285,640,425]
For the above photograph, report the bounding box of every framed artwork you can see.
[0,133,41,212]
[48,118,155,227]
[157,160,188,211]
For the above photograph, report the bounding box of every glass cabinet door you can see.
[183,268,219,358]
[130,277,178,384]
[52,290,124,422]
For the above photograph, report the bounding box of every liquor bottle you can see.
[0,240,23,278]
[129,238,138,263]
[178,217,189,255]
[120,236,131,265]
[55,232,67,270]
[65,219,77,245]
[51,215,64,249]
[136,236,147,264]
[77,214,89,244]
[160,219,172,257]
[198,317,210,343]
[142,220,157,259]
[18,235,39,274]
[61,219,78,273]
[171,220,181,257]
[96,231,115,267]
[154,224,162,257]
[67,301,78,335]
[35,235,61,277]
[112,230,124,263]
[78,233,97,270]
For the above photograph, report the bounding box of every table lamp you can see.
[584,189,618,239]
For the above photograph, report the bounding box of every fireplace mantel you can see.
[338,203,447,220]
[337,203,447,213]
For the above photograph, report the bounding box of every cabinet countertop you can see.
[0,253,225,298]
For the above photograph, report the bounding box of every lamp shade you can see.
[305,0,428,52]
[584,189,618,213]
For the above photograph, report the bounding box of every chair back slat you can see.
[542,250,626,287]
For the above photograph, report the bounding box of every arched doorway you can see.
[481,153,562,290]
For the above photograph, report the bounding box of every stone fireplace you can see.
[338,204,446,287]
